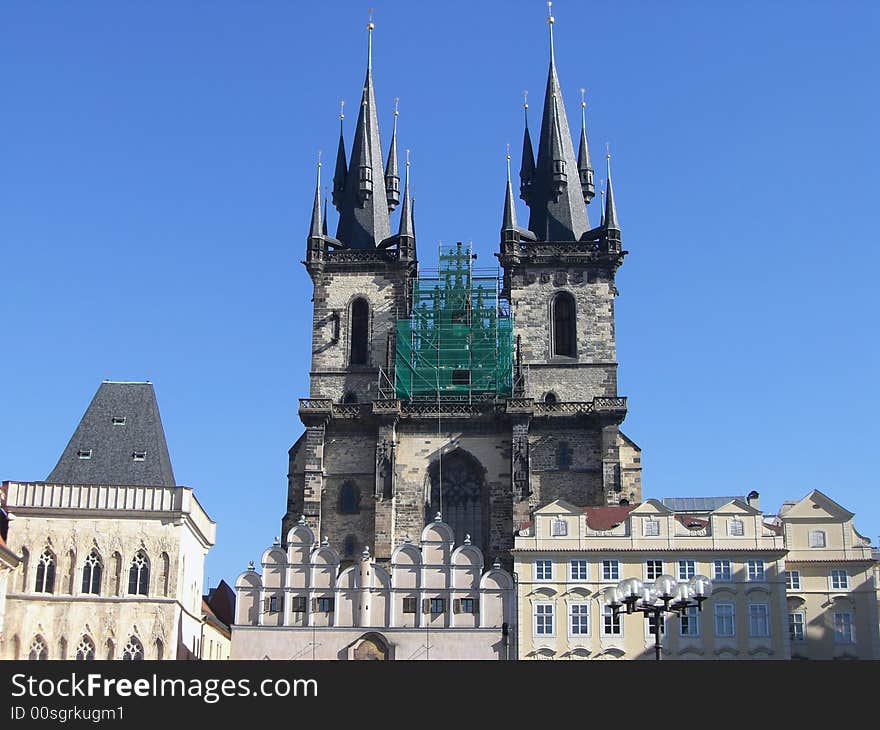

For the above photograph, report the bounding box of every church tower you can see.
[285,11,640,569]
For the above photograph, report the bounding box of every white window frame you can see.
[788,611,806,642]
[713,559,732,582]
[643,518,660,537]
[748,603,771,638]
[645,559,663,581]
[679,605,700,637]
[678,559,696,581]
[833,611,855,644]
[727,518,744,536]
[534,602,555,637]
[809,530,826,548]
[714,602,735,637]
[601,605,623,637]
[746,559,766,581]
[645,612,667,639]
[601,559,620,582]
[568,602,591,637]
[829,569,849,590]
[535,559,553,582]
[569,559,588,581]
[551,518,568,537]
[785,570,801,590]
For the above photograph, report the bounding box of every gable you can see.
[711,499,761,517]
[782,490,854,521]
[629,499,670,516]
[534,499,583,516]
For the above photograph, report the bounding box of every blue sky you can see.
[2,1,878,587]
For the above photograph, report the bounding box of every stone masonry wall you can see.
[528,425,604,509]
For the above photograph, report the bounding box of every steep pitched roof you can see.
[47,382,176,487]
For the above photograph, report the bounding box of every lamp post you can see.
[603,574,713,661]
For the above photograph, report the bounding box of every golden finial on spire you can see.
[606,142,611,160]
[580,87,586,108]
[506,143,511,161]
[522,89,529,110]
[547,1,556,63]
[405,148,411,168]
[367,8,375,69]
[394,97,399,117]
[317,149,323,168]
[339,99,345,121]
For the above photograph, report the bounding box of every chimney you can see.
[746,490,760,510]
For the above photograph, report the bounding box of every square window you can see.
[785,571,801,590]
[455,598,476,614]
[833,612,855,644]
[569,603,590,636]
[402,597,417,614]
[645,560,663,581]
[728,519,744,536]
[789,612,805,642]
[569,560,588,581]
[747,559,765,581]
[451,369,470,385]
[713,560,732,582]
[748,603,770,637]
[535,560,553,581]
[714,603,735,637]
[551,519,568,537]
[268,596,280,613]
[602,560,620,582]
[647,613,666,637]
[830,570,849,590]
[291,596,307,613]
[680,606,700,637]
[601,606,622,636]
[678,560,695,581]
[643,519,660,537]
[316,597,334,613]
[535,603,555,636]
[429,598,445,614]
[809,530,826,548]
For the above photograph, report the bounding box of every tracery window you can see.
[81,549,102,595]
[35,550,56,593]
[128,551,150,596]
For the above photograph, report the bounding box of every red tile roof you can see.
[675,515,709,530]
[584,504,637,531]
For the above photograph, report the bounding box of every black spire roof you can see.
[46,382,176,487]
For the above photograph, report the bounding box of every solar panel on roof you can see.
[661,496,745,512]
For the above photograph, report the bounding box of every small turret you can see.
[577,88,595,203]
[384,99,400,212]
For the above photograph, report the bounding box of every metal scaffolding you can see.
[393,242,513,402]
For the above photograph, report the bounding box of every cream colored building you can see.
[0,381,218,661]
[776,490,880,660]
[232,516,515,659]
[513,496,790,660]
[0,494,21,643]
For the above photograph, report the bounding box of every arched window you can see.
[65,549,77,594]
[339,482,361,514]
[159,552,171,597]
[128,551,150,595]
[35,549,56,593]
[105,639,115,660]
[19,547,29,592]
[551,292,576,358]
[58,637,68,660]
[155,638,164,661]
[28,635,47,660]
[426,451,488,553]
[350,298,370,365]
[543,392,558,405]
[75,635,95,660]
[342,391,358,404]
[343,535,356,556]
[122,636,144,661]
[111,551,123,595]
[81,549,102,595]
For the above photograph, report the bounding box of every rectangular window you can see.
[291,596,306,613]
[747,559,765,581]
[601,605,622,636]
[748,603,770,637]
[833,612,855,644]
[789,611,805,642]
[535,603,555,636]
[551,519,568,537]
[132,451,147,461]
[451,369,470,385]
[402,597,417,614]
[645,560,663,581]
[77,449,92,460]
[830,570,849,590]
[678,560,695,580]
[647,613,666,637]
[429,598,445,614]
[569,560,588,581]
[785,570,801,590]
[455,598,476,614]
[569,603,590,636]
[316,597,334,613]
[602,560,620,582]
[535,560,553,581]
[809,530,826,548]
[268,595,283,613]
[680,605,700,637]
[558,442,572,470]
[713,559,732,582]
[714,603,735,637]
[728,519,744,536]
[111,416,126,426]
[643,519,660,537]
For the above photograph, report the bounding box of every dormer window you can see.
[551,519,568,537]
[77,449,92,460]
[132,451,146,462]
[111,416,126,426]
[728,519,744,536]
[643,519,660,537]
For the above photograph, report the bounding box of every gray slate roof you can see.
[47,382,176,487]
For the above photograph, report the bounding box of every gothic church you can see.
[284,13,641,569]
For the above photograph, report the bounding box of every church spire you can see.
[604,148,620,231]
[332,100,347,210]
[525,3,589,241]
[502,145,519,242]
[398,150,415,249]
[519,90,536,204]
[384,98,400,212]
[577,88,595,203]
[309,153,323,240]
[334,16,392,249]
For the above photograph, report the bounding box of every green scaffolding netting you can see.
[394,243,513,401]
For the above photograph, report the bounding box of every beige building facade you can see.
[232,516,515,659]
[513,497,790,660]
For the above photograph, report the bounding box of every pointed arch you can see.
[75,635,96,660]
[159,552,171,597]
[18,546,29,592]
[35,548,56,593]
[28,635,48,660]
[105,638,115,660]
[155,638,165,660]
[349,297,370,365]
[550,291,577,358]
[81,549,103,595]
[65,548,77,594]
[425,449,489,554]
[58,636,68,660]
[128,550,150,596]
[122,636,144,661]
[111,551,123,596]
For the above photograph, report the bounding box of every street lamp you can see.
[602,574,713,660]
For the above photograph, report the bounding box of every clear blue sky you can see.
[2,1,878,587]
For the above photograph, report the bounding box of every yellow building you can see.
[776,490,880,659]
[513,496,790,659]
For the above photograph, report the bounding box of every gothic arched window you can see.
[340,482,360,514]
[122,636,144,661]
[350,298,370,365]
[426,451,487,554]
[75,635,95,661]
[342,391,358,404]
[28,635,48,660]
[128,551,150,596]
[35,549,56,593]
[544,392,558,405]
[551,292,577,358]
[81,549,102,595]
